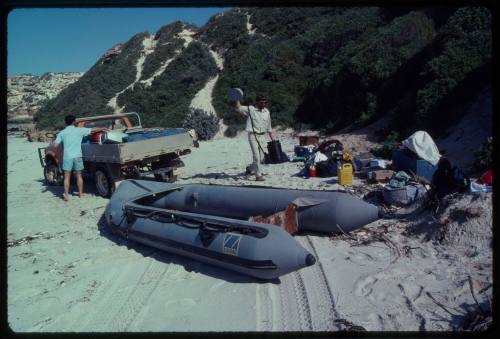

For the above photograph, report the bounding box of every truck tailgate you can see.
[82,132,194,163]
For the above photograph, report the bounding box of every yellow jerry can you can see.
[338,163,353,185]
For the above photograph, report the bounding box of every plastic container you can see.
[89,131,102,144]
[392,148,437,180]
[338,163,353,185]
[309,165,317,177]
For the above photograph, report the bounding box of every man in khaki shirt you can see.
[235,94,274,181]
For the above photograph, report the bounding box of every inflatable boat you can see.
[105,180,380,279]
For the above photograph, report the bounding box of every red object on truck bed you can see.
[89,132,102,143]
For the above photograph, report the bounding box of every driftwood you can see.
[24,129,58,143]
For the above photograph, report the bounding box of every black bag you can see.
[316,159,338,177]
[432,158,469,198]
[266,140,288,164]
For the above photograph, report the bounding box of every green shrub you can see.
[473,138,492,172]
[182,108,220,141]
[416,7,492,129]
[371,131,400,159]
[224,124,243,138]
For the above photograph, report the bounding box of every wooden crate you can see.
[299,135,320,146]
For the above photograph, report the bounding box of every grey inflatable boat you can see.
[129,180,380,233]
[105,180,379,279]
[105,180,317,279]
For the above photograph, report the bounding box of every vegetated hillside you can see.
[117,31,219,127]
[35,6,492,140]
[35,32,149,129]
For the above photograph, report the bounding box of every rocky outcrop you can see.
[7,72,83,121]
[101,44,124,64]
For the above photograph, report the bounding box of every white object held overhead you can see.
[228,88,244,102]
[402,130,441,166]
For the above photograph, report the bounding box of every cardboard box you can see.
[368,169,395,182]
[299,135,320,146]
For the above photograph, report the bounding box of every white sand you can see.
[246,14,256,35]
[177,27,195,48]
[109,27,198,97]
[7,128,492,332]
[189,75,219,115]
[209,50,224,71]
[139,56,177,88]
[189,47,227,137]
[107,35,157,113]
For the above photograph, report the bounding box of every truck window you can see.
[113,119,124,130]
[126,114,141,128]
[84,120,113,129]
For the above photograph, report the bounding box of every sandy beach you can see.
[6,130,492,332]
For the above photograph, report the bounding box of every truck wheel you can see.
[44,161,63,186]
[154,169,177,183]
[94,167,115,198]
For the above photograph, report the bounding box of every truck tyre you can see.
[154,169,177,183]
[94,167,115,198]
[44,161,63,186]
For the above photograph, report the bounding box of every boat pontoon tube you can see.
[120,180,380,234]
[105,180,316,280]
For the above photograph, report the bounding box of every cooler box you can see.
[294,145,315,157]
[392,148,437,181]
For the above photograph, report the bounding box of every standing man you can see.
[54,115,108,201]
[235,94,274,182]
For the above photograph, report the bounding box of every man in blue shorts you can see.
[54,115,108,201]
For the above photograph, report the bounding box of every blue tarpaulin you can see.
[123,128,186,142]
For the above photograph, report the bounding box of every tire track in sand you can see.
[79,253,172,331]
[270,235,339,331]
[109,254,169,331]
[272,268,312,331]
[255,283,273,331]
[297,235,339,330]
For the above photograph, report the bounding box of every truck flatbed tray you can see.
[81,132,194,164]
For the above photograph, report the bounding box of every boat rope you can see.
[125,206,268,238]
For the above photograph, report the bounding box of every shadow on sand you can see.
[96,214,281,285]
[37,178,100,199]
[180,171,248,181]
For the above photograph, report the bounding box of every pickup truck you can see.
[39,112,198,197]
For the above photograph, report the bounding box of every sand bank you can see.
[7,132,492,332]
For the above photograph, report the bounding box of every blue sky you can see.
[7,7,229,76]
